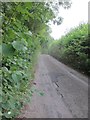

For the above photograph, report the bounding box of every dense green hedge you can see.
[0,2,54,119]
[49,23,90,75]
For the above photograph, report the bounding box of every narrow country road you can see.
[18,54,88,118]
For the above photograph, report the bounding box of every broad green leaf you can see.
[2,43,15,56]
[12,41,27,51]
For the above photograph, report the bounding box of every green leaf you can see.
[12,71,22,83]
[7,28,16,39]
[12,40,27,51]
[39,92,44,96]
[0,111,2,117]
[2,43,15,56]
[2,102,10,110]
[2,67,9,72]
[3,112,11,118]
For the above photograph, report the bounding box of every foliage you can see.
[0,2,54,119]
[49,23,90,75]
[0,1,72,118]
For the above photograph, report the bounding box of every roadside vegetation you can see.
[48,23,90,76]
[0,1,72,119]
[1,1,89,119]
[0,2,53,119]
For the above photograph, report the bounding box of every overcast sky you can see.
[50,0,89,40]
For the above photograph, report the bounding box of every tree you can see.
[1,1,72,118]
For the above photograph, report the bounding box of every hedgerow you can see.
[0,1,72,118]
[0,2,55,119]
[49,23,90,75]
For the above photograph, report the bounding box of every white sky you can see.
[50,0,89,40]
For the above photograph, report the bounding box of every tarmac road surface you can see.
[18,54,88,118]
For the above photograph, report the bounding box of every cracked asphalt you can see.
[18,54,88,118]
